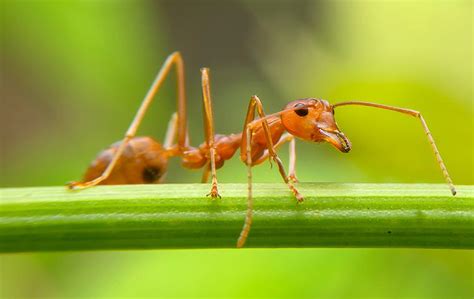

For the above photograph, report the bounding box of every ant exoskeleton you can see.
[68,52,456,248]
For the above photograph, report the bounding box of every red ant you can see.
[68,52,456,248]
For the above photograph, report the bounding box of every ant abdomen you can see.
[83,136,169,185]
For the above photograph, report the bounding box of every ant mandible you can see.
[68,52,456,248]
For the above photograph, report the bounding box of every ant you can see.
[68,52,456,248]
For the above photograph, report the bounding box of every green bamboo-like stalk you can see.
[0,183,473,253]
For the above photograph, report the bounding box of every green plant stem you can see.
[0,183,473,252]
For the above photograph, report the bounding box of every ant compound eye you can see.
[294,103,309,117]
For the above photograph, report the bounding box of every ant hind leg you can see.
[68,52,187,190]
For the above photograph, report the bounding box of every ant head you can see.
[280,98,351,153]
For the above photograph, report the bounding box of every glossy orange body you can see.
[84,134,241,184]
[83,97,350,185]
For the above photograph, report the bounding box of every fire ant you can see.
[68,52,456,248]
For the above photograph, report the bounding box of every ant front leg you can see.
[200,68,221,199]
[250,133,298,183]
[68,52,188,190]
[237,125,254,248]
[241,95,304,202]
[237,96,303,248]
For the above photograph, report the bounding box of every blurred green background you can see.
[1,0,472,298]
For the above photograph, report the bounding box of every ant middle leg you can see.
[200,68,221,198]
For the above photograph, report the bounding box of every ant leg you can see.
[241,95,304,201]
[333,101,456,195]
[238,98,308,248]
[251,133,294,166]
[163,112,178,150]
[237,126,254,248]
[251,133,298,182]
[237,130,296,248]
[68,52,188,190]
[156,112,180,183]
[287,137,298,183]
[200,68,221,198]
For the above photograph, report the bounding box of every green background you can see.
[1,1,472,298]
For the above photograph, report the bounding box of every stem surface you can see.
[1,183,472,252]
